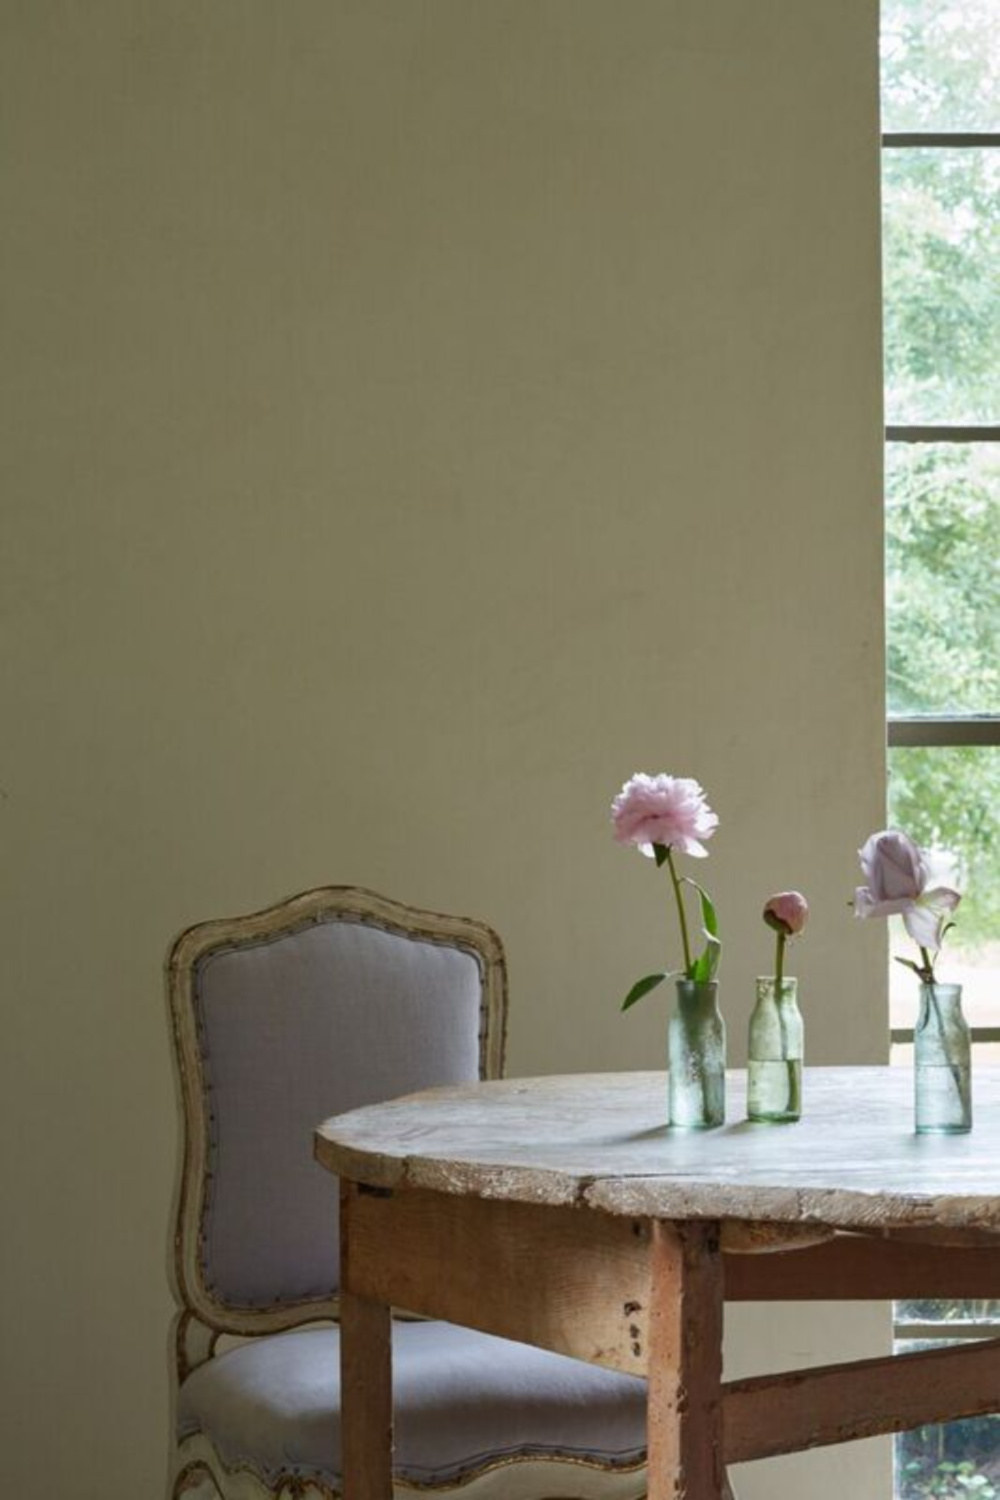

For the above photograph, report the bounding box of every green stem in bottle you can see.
[775,929,788,1055]
[665,846,693,976]
[919,946,936,985]
[920,946,963,1103]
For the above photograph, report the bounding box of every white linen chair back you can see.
[167,886,507,1337]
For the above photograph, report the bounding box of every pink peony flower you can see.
[611,772,719,859]
[854,829,961,951]
[763,891,809,936]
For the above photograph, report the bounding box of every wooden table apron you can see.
[315,1069,1000,1500]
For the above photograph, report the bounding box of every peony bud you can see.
[763,891,809,937]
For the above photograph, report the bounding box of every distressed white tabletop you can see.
[315,1068,1000,1234]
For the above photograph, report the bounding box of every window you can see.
[880,2,1000,1496]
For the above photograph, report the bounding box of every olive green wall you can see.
[2,3,888,1495]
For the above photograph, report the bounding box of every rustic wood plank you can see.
[340,1184,393,1500]
[724,1337,1000,1463]
[647,1221,725,1500]
[316,1069,1000,1235]
[341,1183,652,1373]
[724,1232,1000,1300]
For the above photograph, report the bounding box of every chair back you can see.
[167,887,506,1338]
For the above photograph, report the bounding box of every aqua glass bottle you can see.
[747,977,803,1123]
[668,979,726,1129]
[915,983,971,1134]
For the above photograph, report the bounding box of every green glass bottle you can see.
[668,979,726,1129]
[747,977,803,1123]
[915,983,971,1134]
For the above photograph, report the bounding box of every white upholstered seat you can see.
[178,1321,646,1495]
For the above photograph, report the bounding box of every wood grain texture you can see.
[316,1069,1000,1234]
[340,1289,393,1500]
[725,1231,1000,1300]
[724,1336,1000,1462]
[341,1182,393,1500]
[647,1222,725,1500]
[341,1181,652,1372]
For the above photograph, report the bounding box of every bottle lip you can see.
[754,975,798,985]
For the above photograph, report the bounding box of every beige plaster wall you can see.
[1,3,888,1496]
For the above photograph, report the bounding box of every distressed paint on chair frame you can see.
[165,886,650,1500]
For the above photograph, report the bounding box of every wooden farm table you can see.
[315,1068,1000,1500]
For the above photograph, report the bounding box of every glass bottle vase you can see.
[668,979,726,1129]
[747,977,803,1123]
[914,982,971,1134]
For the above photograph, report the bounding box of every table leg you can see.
[647,1220,725,1500]
[340,1289,393,1500]
[340,1181,394,1500]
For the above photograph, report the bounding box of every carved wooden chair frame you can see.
[167,885,517,1500]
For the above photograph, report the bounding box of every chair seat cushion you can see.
[178,1320,647,1488]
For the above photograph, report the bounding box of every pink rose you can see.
[611,773,719,859]
[763,891,809,936]
[854,829,961,950]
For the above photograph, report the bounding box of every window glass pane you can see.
[897,1302,1000,1322]
[883,148,1000,425]
[886,444,999,717]
[897,1407,1000,1499]
[887,747,1000,1032]
[881,0,1000,132]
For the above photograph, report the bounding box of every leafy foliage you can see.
[881,0,1000,133]
[885,447,999,945]
[881,2,998,952]
[883,150,1000,425]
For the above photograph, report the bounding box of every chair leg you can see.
[646,1220,725,1500]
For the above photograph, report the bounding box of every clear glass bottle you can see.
[747,977,803,1123]
[915,982,971,1134]
[668,979,726,1129]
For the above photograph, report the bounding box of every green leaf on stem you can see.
[652,843,669,868]
[895,954,936,983]
[686,880,719,937]
[690,940,721,984]
[682,878,721,983]
[621,972,668,1011]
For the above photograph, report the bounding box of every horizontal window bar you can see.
[886,427,1000,443]
[889,717,1000,747]
[882,133,1000,148]
[891,1029,1000,1044]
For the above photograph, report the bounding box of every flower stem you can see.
[665,846,693,976]
[917,936,962,1108]
[774,929,789,1057]
[924,977,964,1104]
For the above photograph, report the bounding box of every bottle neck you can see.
[918,982,964,1022]
[674,979,720,1015]
[755,977,798,1008]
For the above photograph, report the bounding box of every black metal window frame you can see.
[882,120,1000,875]
[883,125,1000,1359]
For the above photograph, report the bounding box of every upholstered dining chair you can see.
[166,886,648,1500]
